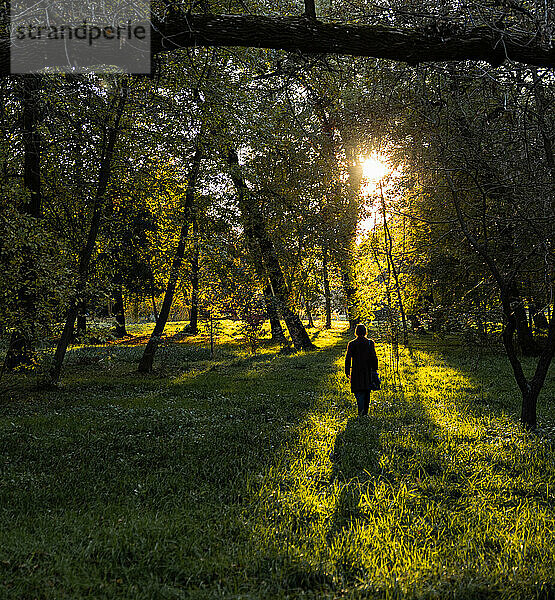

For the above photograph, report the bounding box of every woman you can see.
[345,323,379,417]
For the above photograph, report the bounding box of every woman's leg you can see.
[353,392,365,416]
[362,391,370,416]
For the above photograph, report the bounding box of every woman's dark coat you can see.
[345,336,378,392]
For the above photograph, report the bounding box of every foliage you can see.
[0,199,69,347]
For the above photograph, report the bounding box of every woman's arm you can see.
[345,342,352,378]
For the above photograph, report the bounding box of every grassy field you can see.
[1,322,554,599]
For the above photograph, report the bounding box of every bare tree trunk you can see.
[500,289,552,431]
[508,283,541,357]
[304,294,315,328]
[48,82,128,385]
[4,75,42,370]
[264,284,287,344]
[148,270,159,323]
[138,146,202,373]
[113,284,127,338]
[369,224,397,342]
[322,246,332,329]
[209,311,215,359]
[381,184,408,344]
[188,215,200,334]
[133,295,139,323]
[339,262,358,331]
[75,303,87,339]
[532,303,549,330]
[226,148,314,351]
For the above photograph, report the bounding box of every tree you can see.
[48,77,130,384]
[4,75,43,370]
[138,145,203,373]
[225,148,315,351]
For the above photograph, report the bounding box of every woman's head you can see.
[355,323,367,337]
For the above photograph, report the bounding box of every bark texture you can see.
[264,284,287,344]
[146,14,555,68]
[2,15,555,71]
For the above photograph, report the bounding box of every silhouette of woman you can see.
[344,323,379,416]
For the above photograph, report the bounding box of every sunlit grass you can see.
[0,324,554,598]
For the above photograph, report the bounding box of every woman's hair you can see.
[355,323,367,337]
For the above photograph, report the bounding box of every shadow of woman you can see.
[327,385,440,547]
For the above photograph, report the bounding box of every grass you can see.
[0,321,554,599]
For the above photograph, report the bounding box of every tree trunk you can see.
[304,294,315,328]
[113,284,127,338]
[449,175,555,431]
[520,387,540,431]
[4,75,42,370]
[322,246,332,329]
[339,262,358,331]
[188,215,200,334]
[527,298,534,331]
[533,306,549,330]
[133,295,139,323]
[254,228,314,349]
[499,293,552,432]
[48,82,128,385]
[226,148,315,351]
[138,146,202,373]
[149,270,159,323]
[524,312,555,430]
[509,286,541,356]
[312,93,360,334]
[381,185,408,344]
[264,284,287,345]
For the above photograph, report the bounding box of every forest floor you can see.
[1,321,555,599]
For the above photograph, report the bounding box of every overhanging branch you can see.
[151,14,555,68]
[1,13,555,73]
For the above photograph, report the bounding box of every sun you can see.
[361,154,389,181]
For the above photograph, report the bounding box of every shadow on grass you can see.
[401,336,555,423]
[0,326,353,598]
[328,376,440,546]
[3,329,553,598]
[323,338,555,598]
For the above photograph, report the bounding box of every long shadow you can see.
[6,330,550,597]
[328,363,441,548]
[1,335,346,493]
[0,328,352,595]
[403,337,555,429]
[399,339,555,504]
[324,338,555,597]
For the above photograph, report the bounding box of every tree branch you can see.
[3,13,555,73]
[148,14,555,68]
[446,175,505,289]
